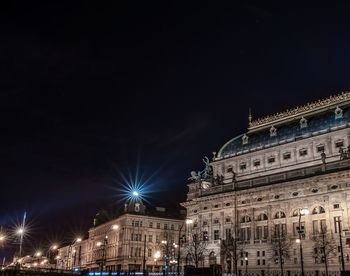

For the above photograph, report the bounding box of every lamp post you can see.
[161,240,169,276]
[296,208,309,276]
[177,219,193,276]
[244,257,248,275]
[97,235,108,274]
[67,237,82,270]
[154,251,160,272]
[337,219,345,271]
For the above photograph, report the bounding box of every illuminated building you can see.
[182,92,350,273]
[58,197,184,272]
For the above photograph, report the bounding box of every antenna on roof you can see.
[248,108,252,126]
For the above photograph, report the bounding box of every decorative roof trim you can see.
[248,91,350,131]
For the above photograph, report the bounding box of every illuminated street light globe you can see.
[17,228,24,235]
[132,191,139,197]
[112,224,119,230]
[76,237,82,243]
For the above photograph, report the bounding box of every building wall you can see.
[58,213,184,272]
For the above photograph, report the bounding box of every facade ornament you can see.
[188,156,213,182]
[335,106,343,119]
[249,91,350,129]
[300,117,308,129]
[321,151,326,164]
[270,126,277,137]
[212,151,216,161]
[242,134,249,145]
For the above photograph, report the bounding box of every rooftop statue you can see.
[188,156,213,182]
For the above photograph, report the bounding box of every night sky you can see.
[2,2,350,256]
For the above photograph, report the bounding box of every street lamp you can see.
[297,208,309,276]
[244,257,248,275]
[112,224,119,230]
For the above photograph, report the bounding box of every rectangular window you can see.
[262,259,265,265]
[313,220,319,235]
[334,204,340,209]
[225,228,232,240]
[316,145,325,152]
[256,226,263,240]
[227,167,233,173]
[257,251,260,257]
[171,224,174,230]
[214,219,219,224]
[156,235,160,243]
[262,251,265,257]
[283,152,291,160]
[149,222,153,228]
[263,226,268,239]
[148,248,152,257]
[214,230,220,240]
[203,231,209,241]
[334,216,342,233]
[135,221,139,227]
[320,219,327,232]
[299,149,308,156]
[257,259,260,265]
[240,163,246,170]
[247,227,251,240]
[149,235,153,242]
[157,223,160,229]
[268,156,275,164]
[253,160,260,167]
[294,258,297,264]
[335,140,344,148]
[164,224,168,230]
[293,222,298,236]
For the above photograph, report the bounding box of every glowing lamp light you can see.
[185,219,193,225]
[0,235,5,241]
[132,191,139,197]
[296,238,301,244]
[52,244,58,250]
[35,251,42,257]
[76,237,82,243]
[96,242,102,247]
[17,228,24,235]
[112,225,119,230]
[300,209,309,215]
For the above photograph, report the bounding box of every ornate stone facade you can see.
[182,93,350,273]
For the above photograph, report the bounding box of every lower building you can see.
[57,198,185,272]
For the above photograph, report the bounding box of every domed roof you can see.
[217,107,350,158]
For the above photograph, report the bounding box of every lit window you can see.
[283,152,291,160]
[253,160,261,167]
[335,140,344,148]
[316,145,325,152]
[268,156,275,164]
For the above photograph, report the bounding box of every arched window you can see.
[209,251,216,265]
[274,211,286,219]
[257,213,268,221]
[241,216,251,223]
[292,209,299,217]
[312,206,325,215]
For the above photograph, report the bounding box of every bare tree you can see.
[221,233,244,274]
[270,224,290,276]
[183,226,208,268]
[312,227,337,276]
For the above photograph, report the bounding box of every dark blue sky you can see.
[1,1,350,255]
